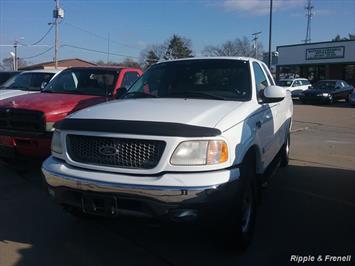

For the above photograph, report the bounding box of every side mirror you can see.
[263,85,286,103]
[40,81,48,90]
[115,87,128,99]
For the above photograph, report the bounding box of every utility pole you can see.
[107,32,110,64]
[53,0,64,68]
[14,40,18,70]
[252,32,262,59]
[304,0,314,44]
[268,0,273,68]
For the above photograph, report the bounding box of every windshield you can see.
[44,68,119,96]
[0,72,19,85]
[0,72,55,91]
[277,80,292,87]
[126,59,251,101]
[313,81,336,90]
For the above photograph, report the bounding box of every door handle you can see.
[256,121,262,128]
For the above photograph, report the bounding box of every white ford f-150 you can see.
[42,57,293,248]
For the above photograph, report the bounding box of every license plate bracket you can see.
[81,194,118,217]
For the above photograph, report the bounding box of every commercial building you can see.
[276,40,355,85]
[19,58,97,70]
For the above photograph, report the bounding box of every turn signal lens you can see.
[207,140,229,164]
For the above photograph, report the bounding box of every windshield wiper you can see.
[164,91,226,100]
[123,91,158,99]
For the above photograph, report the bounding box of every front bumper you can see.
[42,156,241,220]
[300,94,332,103]
[0,134,51,159]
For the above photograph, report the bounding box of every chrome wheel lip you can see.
[286,136,290,157]
[241,185,253,233]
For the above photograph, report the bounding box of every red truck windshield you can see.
[43,68,119,96]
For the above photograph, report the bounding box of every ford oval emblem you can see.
[99,146,118,156]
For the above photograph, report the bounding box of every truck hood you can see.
[69,98,248,130]
[0,93,105,121]
[0,89,37,100]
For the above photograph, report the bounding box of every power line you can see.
[32,24,54,45]
[64,22,142,50]
[61,44,139,59]
[23,47,54,59]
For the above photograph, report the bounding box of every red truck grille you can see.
[66,135,166,169]
[0,108,45,132]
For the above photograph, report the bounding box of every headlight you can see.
[170,140,228,166]
[45,122,55,132]
[51,130,63,154]
[322,93,330,97]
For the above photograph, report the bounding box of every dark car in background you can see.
[0,71,20,85]
[300,80,353,104]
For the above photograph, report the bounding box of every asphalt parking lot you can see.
[0,101,354,266]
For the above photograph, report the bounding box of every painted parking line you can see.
[290,127,309,133]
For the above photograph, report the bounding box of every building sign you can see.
[306,46,345,60]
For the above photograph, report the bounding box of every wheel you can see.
[300,98,306,104]
[328,95,334,104]
[280,131,290,167]
[346,94,351,103]
[224,155,257,250]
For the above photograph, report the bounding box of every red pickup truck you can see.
[0,66,142,160]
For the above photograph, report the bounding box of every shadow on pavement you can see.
[0,163,354,266]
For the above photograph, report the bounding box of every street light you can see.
[9,52,16,71]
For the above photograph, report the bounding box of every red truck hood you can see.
[0,93,106,122]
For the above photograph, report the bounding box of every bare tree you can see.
[140,44,167,69]
[1,57,28,70]
[119,58,141,69]
[202,37,263,60]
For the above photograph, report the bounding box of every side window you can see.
[300,80,310,85]
[121,72,140,89]
[261,64,275,85]
[253,62,269,100]
[31,73,54,88]
[293,80,300,87]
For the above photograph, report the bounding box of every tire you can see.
[300,98,306,104]
[224,155,257,250]
[280,131,290,167]
[328,95,334,104]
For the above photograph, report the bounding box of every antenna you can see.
[304,0,314,44]
[252,31,262,59]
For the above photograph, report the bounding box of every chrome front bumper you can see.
[42,157,241,205]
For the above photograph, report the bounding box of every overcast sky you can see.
[0,0,354,65]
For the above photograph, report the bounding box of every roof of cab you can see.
[155,56,258,64]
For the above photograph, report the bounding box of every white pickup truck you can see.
[42,57,293,248]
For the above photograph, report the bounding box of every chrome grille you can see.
[67,135,166,169]
[0,108,45,132]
